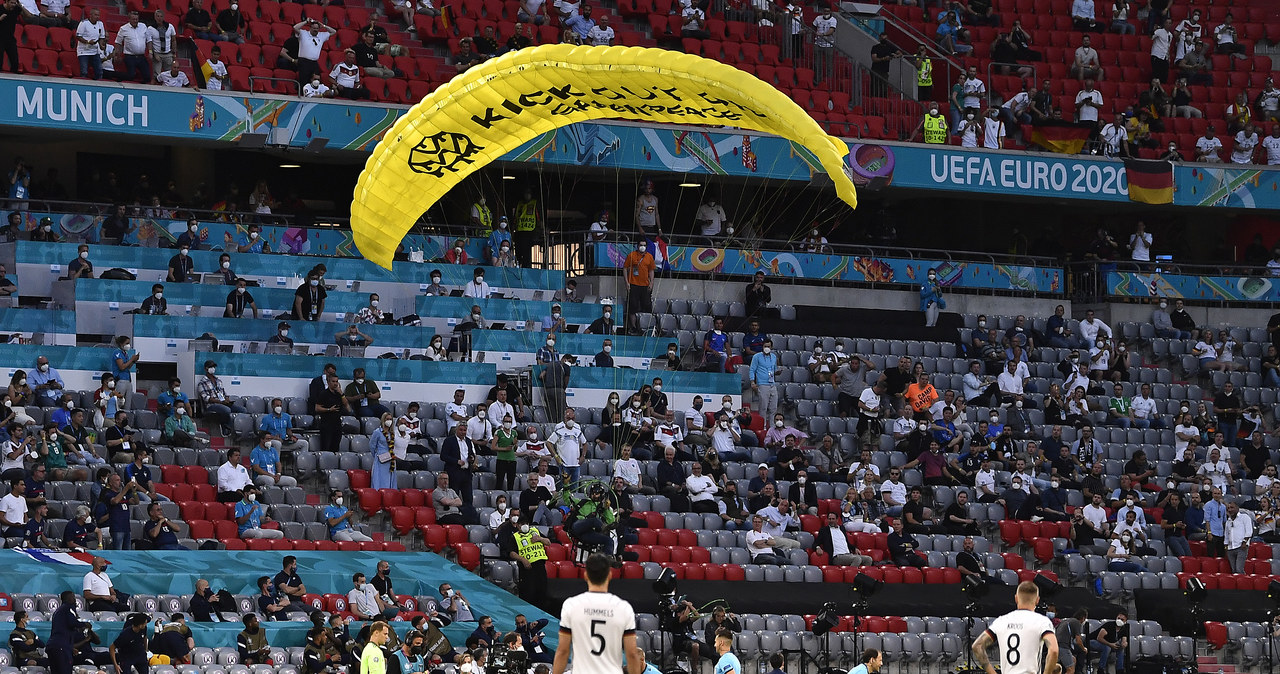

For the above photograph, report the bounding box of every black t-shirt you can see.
[184,7,212,29]
[152,629,190,660]
[887,531,916,558]
[587,317,615,335]
[1241,443,1271,478]
[101,215,130,238]
[67,257,92,278]
[902,500,926,524]
[169,254,193,282]
[258,594,288,621]
[486,383,522,406]
[956,550,983,574]
[0,5,19,35]
[1269,313,1280,350]
[216,9,243,32]
[225,289,255,318]
[1162,505,1186,537]
[1050,452,1078,478]
[870,42,898,73]
[1072,519,1101,546]
[474,35,498,54]
[1171,309,1195,330]
[519,486,552,517]
[147,518,180,547]
[295,284,327,320]
[1089,620,1129,644]
[371,574,394,599]
[883,367,912,396]
[315,389,344,419]
[354,42,380,68]
[1214,391,1241,423]
[1172,460,1197,480]
[944,503,970,530]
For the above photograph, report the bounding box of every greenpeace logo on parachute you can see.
[468,84,769,129]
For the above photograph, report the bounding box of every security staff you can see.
[914,103,949,144]
[914,46,933,101]
[514,189,541,263]
[510,514,551,604]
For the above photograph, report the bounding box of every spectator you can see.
[1151,18,1173,84]
[355,31,394,78]
[215,0,245,43]
[110,613,149,674]
[330,49,370,100]
[115,10,151,83]
[1227,92,1252,134]
[1071,0,1101,31]
[508,22,535,50]
[433,471,465,525]
[887,518,925,567]
[344,367,389,419]
[144,502,186,550]
[1213,14,1247,60]
[1178,40,1211,86]
[75,8,106,79]
[216,448,252,503]
[156,61,190,87]
[1070,35,1103,81]
[1170,78,1201,118]
[183,0,218,41]
[82,556,129,612]
[1108,0,1133,34]
[1262,124,1280,166]
[454,37,484,73]
[233,485,282,539]
[1233,123,1261,164]
[935,13,969,56]
[199,45,228,91]
[302,72,332,98]
[1089,615,1129,674]
[294,19,335,85]
[148,8,176,74]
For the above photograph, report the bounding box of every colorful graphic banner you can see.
[592,243,1061,293]
[1106,270,1280,303]
[2,75,1276,209]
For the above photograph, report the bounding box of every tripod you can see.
[957,602,985,674]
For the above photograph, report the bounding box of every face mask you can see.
[1012,481,1022,489]
[180,248,189,257]
[42,225,50,232]
[775,420,784,428]
[798,476,806,484]
[503,421,513,429]
[477,411,486,419]
[1119,345,1126,352]
[990,417,999,424]
[529,433,538,441]
[80,251,89,259]
[472,313,481,321]
[274,406,283,414]
[222,261,231,269]
[551,312,561,320]
[189,223,199,232]
[653,384,663,392]
[519,524,530,533]
[408,411,418,420]
[383,419,393,427]
[250,232,259,240]
[603,345,612,353]
[930,107,938,115]
[978,321,987,328]
[334,497,343,506]
[176,407,186,416]
[719,421,728,429]
[1126,499,1134,507]
[762,347,772,355]
[565,419,575,428]
[476,275,485,284]
[432,276,442,284]
[370,300,379,308]
[236,286,246,294]
[454,247,463,255]
[1071,357,1079,364]
[632,402,641,409]
[154,292,164,300]
[310,279,319,287]
[207,367,216,375]
[546,339,555,347]
[966,113,975,120]
[18,379,25,387]
[247,493,256,502]
[668,349,677,356]
[106,381,115,390]
[928,273,937,280]
[280,330,289,338]
[814,348,823,356]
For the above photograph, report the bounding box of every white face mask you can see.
[930,107,938,115]
[355,378,365,385]
[1126,499,1134,507]
[653,384,662,392]
[280,330,289,338]
[334,497,343,506]
[1012,482,1022,490]
[79,251,89,259]
[978,321,987,328]
[1159,301,1167,309]
[106,381,115,389]
[409,411,418,419]
[310,279,319,287]
[190,223,199,232]
[477,411,486,419]
[154,292,164,300]
[222,261,231,269]
[519,524,530,533]
[274,406,283,414]
[384,419,393,427]
[503,421,513,429]
[762,346,772,355]
[814,348,822,355]
[774,420,784,428]
[247,493,256,502]
[546,339,555,347]
[565,419,575,428]
[175,407,186,416]
[551,312,561,319]
[432,277,442,284]
[1050,481,1059,488]
[476,276,485,284]
[723,402,733,410]
[719,421,728,429]
[632,402,641,409]
[249,232,259,240]
[17,379,25,387]
[370,300,379,308]
[798,476,806,484]
[918,423,927,431]
[497,502,507,511]
[180,248,189,257]
[172,386,181,394]
[602,345,612,354]
[529,432,538,441]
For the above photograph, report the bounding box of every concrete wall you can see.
[1108,301,1279,334]
[582,275,1071,317]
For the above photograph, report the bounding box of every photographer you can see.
[659,595,714,670]
[1069,506,1109,555]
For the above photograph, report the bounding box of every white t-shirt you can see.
[1151,28,1172,58]
[1088,345,1110,371]
[1198,460,1232,490]
[880,479,906,505]
[745,529,774,558]
[1132,396,1157,420]
[0,493,26,527]
[1194,341,1218,360]
[681,6,704,29]
[1232,131,1259,164]
[147,22,176,53]
[985,609,1054,674]
[297,29,330,60]
[858,387,882,416]
[813,15,836,47]
[958,118,978,147]
[83,570,113,597]
[1074,46,1099,67]
[1130,231,1152,261]
[445,402,467,429]
[614,458,641,486]
[157,69,189,87]
[550,422,586,467]
[1075,89,1103,122]
[695,203,728,236]
[559,591,635,674]
[76,19,106,56]
[586,24,614,46]
[204,59,228,90]
[330,63,360,88]
[1196,136,1223,160]
[1214,23,1236,44]
[997,370,1024,395]
[983,117,1005,149]
[975,469,996,495]
[1262,135,1280,165]
[1082,503,1108,529]
[685,474,718,502]
[303,80,330,97]
[826,527,850,555]
[961,77,986,109]
[1174,424,1198,452]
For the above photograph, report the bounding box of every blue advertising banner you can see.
[1106,270,1280,302]
[592,243,1062,293]
[3,75,1277,210]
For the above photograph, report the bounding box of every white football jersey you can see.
[560,590,636,674]
[984,608,1054,674]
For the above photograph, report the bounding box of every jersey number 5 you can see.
[590,620,607,656]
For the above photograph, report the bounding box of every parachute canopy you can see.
[351,44,858,269]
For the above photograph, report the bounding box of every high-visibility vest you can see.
[923,114,948,144]
[513,530,548,563]
[515,200,538,232]
[473,203,492,234]
[917,58,933,87]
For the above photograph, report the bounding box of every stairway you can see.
[1197,655,1235,674]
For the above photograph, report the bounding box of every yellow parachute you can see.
[351,44,858,269]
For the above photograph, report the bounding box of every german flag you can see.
[1124,158,1174,204]
[1028,120,1094,154]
